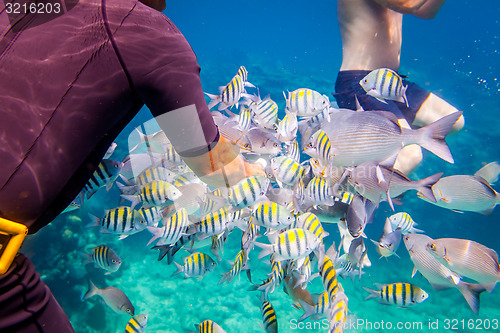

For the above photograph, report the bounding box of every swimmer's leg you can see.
[394,144,423,175]
[413,93,465,134]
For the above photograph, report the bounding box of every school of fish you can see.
[69,66,499,332]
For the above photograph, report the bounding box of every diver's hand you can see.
[198,155,265,188]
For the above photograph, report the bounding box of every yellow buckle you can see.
[0,218,28,275]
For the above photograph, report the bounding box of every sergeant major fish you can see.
[284,88,330,118]
[363,282,428,307]
[359,68,408,106]
[124,314,148,333]
[81,245,121,275]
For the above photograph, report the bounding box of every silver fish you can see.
[246,127,282,155]
[346,193,376,238]
[371,218,402,258]
[426,238,500,292]
[320,109,462,166]
[349,162,442,210]
[418,174,499,214]
[403,233,486,314]
[82,280,134,316]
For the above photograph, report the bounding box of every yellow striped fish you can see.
[241,220,260,252]
[124,314,148,333]
[121,180,182,210]
[172,252,217,280]
[82,245,121,275]
[284,88,330,117]
[258,293,278,333]
[88,207,146,239]
[303,129,333,165]
[297,291,329,322]
[285,139,301,163]
[277,112,298,143]
[250,95,279,130]
[138,206,162,227]
[227,175,270,208]
[252,202,295,229]
[296,212,329,241]
[328,286,348,333]
[135,166,176,186]
[363,282,428,306]
[189,207,233,237]
[255,228,321,263]
[304,177,335,206]
[238,106,253,131]
[83,159,123,199]
[146,208,189,246]
[218,249,249,284]
[210,231,228,263]
[387,212,422,234]
[194,319,227,333]
[206,66,251,111]
[270,155,306,188]
[359,68,408,106]
[318,244,340,304]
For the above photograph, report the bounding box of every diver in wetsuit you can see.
[0,0,260,331]
[334,0,465,174]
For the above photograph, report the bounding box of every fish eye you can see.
[244,143,250,148]
[126,309,132,314]
[273,143,279,148]
[429,244,436,250]
[112,260,116,263]
[307,143,313,148]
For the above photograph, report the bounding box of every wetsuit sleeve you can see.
[111,5,218,157]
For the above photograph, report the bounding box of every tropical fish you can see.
[138,206,162,227]
[426,238,500,292]
[255,228,321,265]
[187,207,234,239]
[246,127,282,155]
[285,140,301,163]
[363,283,428,306]
[371,218,402,258]
[284,88,330,118]
[82,159,123,199]
[317,243,340,304]
[320,109,462,165]
[296,292,329,322]
[124,313,148,333]
[387,212,423,234]
[146,208,189,246]
[327,285,348,333]
[347,161,441,210]
[212,112,253,151]
[211,231,229,263]
[252,202,295,230]
[417,174,499,214]
[121,180,182,210]
[206,72,246,110]
[303,129,334,165]
[248,95,279,130]
[134,166,176,187]
[241,221,260,252]
[296,212,329,241]
[345,193,376,238]
[277,112,298,143]
[172,252,217,280]
[237,106,253,131]
[258,293,278,333]
[304,176,335,206]
[270,155,306,188]
[359,68,408,106]
[403,233,486,314]
[82,280,135,316]
[219,249,250,284]
[81,245,121,274]
[130,128,171,154]
[88,207,147,239]
[193,319,227,333]
[227,175,270,208]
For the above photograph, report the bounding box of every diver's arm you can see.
[372,0,446,18]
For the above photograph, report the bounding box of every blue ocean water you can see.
[24,1,500,332]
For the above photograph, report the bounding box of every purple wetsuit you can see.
[0,0,218,331]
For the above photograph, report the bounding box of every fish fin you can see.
[478,207,495,215]
[86,214,101,228]
[146,226,164,246]
[362,287,379,300]
[204,92,220,110]
[82,280,98,301]
[120,194,140,210]
[450,209,464,214]
[450,274,461,285]
[118,234,129,240]
[79,252,92,265]
[354,95,364,111]
[402,85,409,107]
[412,111,463,164]
[414,172,443,203]
[411,266,418,278]
[171,262,184,277]
[297,298,316,322]
[458,282,487,315]
[473,161,500,185]
[254,242,274,259]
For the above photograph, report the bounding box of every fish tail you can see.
[146,226,163,246]
[254,242,273,260]
[82,280,98,301]
[86,214,101,228]
[412,111,463,163]
[297,298,316,322]
[362,287,379,301]
[218,272,230,285]
[79,251,93,265]
[121,194,139,210]
[458,282,487,315]
[414,172,443,203]
[204,92,220,110]
[151,244,170,262]
[171,261,184,277]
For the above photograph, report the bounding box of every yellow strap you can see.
[0,218,28,275]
